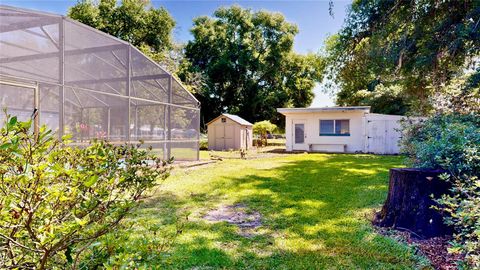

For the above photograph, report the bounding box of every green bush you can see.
[0,115,171,269]
[401,113,480,268]
[78,216,185,269]
[199,138,208,150]
[253,120,277,147]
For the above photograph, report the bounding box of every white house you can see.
[277,106,417,154]
[207,114,253,151]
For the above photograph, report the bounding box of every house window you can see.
[221,118,226,123]
[319,119,350,136]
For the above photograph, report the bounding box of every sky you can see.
[1,0,350,107]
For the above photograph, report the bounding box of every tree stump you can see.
[374,168,453,238]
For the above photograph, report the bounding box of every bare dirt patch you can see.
[203,203,262,237]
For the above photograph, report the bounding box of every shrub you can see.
[253,120,277,147]
[78,215,186,269]
[199,138,208,150]
[0,115,171,269]
[401,113,480,268]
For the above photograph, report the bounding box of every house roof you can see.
[206,113,253,126]
[277,106,371,115]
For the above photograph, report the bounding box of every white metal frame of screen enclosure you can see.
[0,5,200,161]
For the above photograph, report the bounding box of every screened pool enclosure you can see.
[0,5,200,160]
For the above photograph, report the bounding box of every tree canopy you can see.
[68,0,175,64]
[325,0,480,115]
[181,6,324,125]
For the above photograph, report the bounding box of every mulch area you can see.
[376,227,463,269]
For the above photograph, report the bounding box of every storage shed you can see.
[277,106,422,154]
[207,114,253,151]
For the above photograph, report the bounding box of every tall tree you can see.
[68,0,175,64]
[181,6,324,125]
[325,0,480,115]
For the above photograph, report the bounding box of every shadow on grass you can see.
[131,154,425,269]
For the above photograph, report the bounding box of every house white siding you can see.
[284,111,367,153]
[278,107,422,154]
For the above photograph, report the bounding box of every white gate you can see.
[365,117,403,154]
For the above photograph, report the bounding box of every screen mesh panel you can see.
[0,82,34,124]
[0,5,200,160]
[39,83,59,131]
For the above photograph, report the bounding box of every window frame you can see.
[319,119,350,136]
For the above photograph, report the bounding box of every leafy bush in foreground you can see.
[0,116,171,269]
[401,113,480,268]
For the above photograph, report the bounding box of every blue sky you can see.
[1,0,350,106]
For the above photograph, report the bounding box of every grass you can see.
[200,146,283,160]
[121,153,430,269]
[266,138,286,145]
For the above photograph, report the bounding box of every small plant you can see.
[240,148,247,159]
[199,138,208,150]
[0,114,171,269]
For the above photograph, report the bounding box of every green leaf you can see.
[0,142,12,150]
[84,175,99,187]
[19,120,32,129]
[8,116,17,126]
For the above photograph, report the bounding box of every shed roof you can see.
[207,113,253,126]
[277,106,371,115]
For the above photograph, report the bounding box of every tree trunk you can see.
[374,168,453,238]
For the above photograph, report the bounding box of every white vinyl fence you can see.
[364,114,424,154]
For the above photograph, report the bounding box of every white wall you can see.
[283,111,423,154]
[284,111,367,153]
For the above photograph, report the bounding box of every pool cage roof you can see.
[0,5,200,160]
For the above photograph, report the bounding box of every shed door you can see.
[214,123,235,150]
[214,124,225,150]
[224,124,234,149]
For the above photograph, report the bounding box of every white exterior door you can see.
[292,120,307,151]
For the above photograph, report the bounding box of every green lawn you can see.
[115,153,430,269]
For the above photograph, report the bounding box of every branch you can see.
[0,233,42,253]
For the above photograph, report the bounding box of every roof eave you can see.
[277,106,371,115]
[206,113,253,126]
